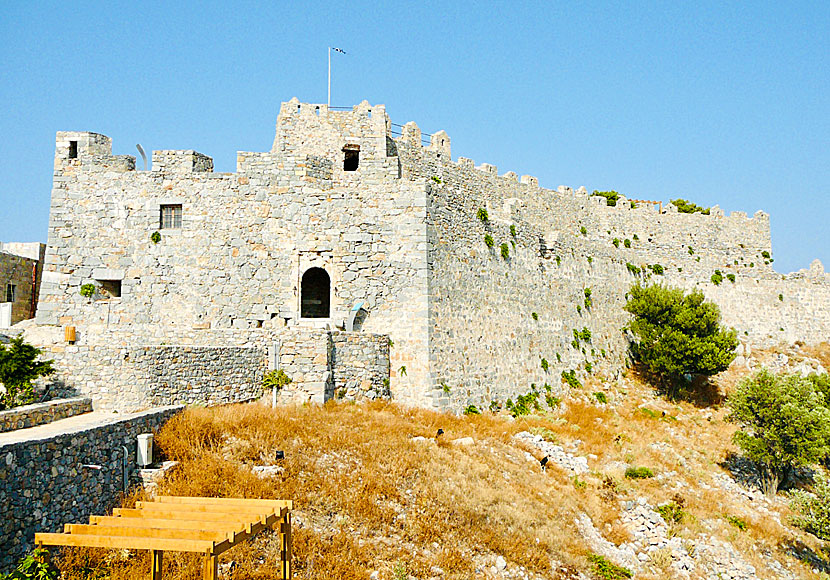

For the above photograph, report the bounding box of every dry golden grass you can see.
[54,358,830,579]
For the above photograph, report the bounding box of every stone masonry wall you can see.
[394,134,830,411]
[330,331,391,401]
[22,324,389,411]
[36,105,430,407]
[0,397,92,434]
[0,251,39,326]
[0,406,181,570]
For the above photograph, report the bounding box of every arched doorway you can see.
[301,268,330,318]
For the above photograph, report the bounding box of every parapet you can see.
[54,131,135,172]
[152,150,214,173]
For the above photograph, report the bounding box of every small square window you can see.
[343,145,360,171]
[98,280,121,298]
[5,284,15,303]
[160,204,182,229]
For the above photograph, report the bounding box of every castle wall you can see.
[36,112,428,407]
[0,251,39,326]
[395,138,830,410]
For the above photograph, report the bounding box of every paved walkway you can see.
[0,408,179,446]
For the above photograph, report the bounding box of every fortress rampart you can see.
[29,99,830,412]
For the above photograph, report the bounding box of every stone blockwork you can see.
[0,397,92,433]
[330,331,391,401]
[29,98,830,413]
[0,243,45,327]
[0,405,181,570]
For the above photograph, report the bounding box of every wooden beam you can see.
[90,516,247,531]
[66,524,227,542]
[35,533,215,553]
[113,508,262,522]
[155,496,293,510]
[137,501,280,515]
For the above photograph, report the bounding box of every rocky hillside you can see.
[54,344,830,580]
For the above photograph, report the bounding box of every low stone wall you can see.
[0,397,92,433]
[131,346,266,407]
[331,332,390,400]
[0,405,182,570]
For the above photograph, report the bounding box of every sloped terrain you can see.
[55,344,830,580]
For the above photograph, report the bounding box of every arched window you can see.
[301,268,330,318]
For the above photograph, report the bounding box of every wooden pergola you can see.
[35,496,293,579]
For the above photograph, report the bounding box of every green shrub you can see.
[624,466,654,479]
[711,270,723,285]
[624,283,737,394]
[531,312,538,321]
[591,190,620,206]
[580,225,587,236]
[656,500,687,524]
[626,263,641,275]
[0,337,56,411]
[555,255,561,266]
[649,264,664,275]
[79,283,95,298]
[687,246,694,255]
[561,370,581,389]
[761,250,771,260]
[579,327,592,342]
[488,400,501,413]
[587,256,593,264]
[576,305,582,315]
[541,358,549,372]
[150,231,162,244]
[545,394,561,408]
[556,353,561,362]
[623,238,631,248]
[506,390,541,417]
[778,293,783,302]
[442,383,451,394]
[0,547,58,580]
[728,370,830,495]
[593,391,607,404]
[587,554,632,579]
[431,176,442,183]
[633,234,639,241]
[790,470,830,540]
[463,405,480,415]
[500,243,509,260]
[671,198,710,214]
[509,224,516,237]
[571,339,579,349]
[724,514,748,531]
[263,369,292,392]
[477,207,489,223]
[484,234,494,248]
[612,238,620,248]
[585,361,593,373]
[726,273,736,283]
[584,288,592,299]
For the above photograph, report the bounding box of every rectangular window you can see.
[98,280,121,298]
[68,141,78,159]
[5,284,15,303]
[160,204,182,229]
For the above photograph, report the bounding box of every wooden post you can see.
[281,514,292,579]
[151,549,163,580]
[203,552,217,580]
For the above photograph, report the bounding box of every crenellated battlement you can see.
[36,98,830,416]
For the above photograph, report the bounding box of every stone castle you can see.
[24,98,830,411]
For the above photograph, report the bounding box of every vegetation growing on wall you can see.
[671,199,710,214]
[591,190,620,206]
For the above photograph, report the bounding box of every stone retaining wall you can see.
[0,405,182,570]
[330,331,390,401]
[0,397,92,433]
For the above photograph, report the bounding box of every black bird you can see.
[275,450,285,461]
[436,429,444,437]
[540,457,549,470]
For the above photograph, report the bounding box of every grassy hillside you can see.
[55,345,830,580]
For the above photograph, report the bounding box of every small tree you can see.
[0,337,55,410]
[728,370,830,496]
[623,283,737,395]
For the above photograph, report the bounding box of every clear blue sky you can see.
[1,1,827,273]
